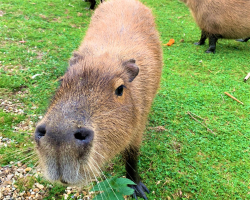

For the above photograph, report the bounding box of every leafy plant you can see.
[90,177,136,200]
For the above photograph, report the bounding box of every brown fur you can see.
[180,0,250,39]
[35,0,162,186]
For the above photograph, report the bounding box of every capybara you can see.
[34,0,162,199]
[180,0,250,53]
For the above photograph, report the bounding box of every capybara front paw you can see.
[130,181,150,199]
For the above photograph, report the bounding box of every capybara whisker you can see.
[23,158,38,168]
[88,163,107,200]
[89,157,117,194]
[15,153,37,166]
[125,161,136,175]
[82,166,92,187]
[92,150,105,159]
[89,159,111,197]
[25,161,39,177]
[16,151,35,160]
[4,147,33,156]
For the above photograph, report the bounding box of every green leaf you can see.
[91,177,136,199]
[117,187,135,195]
[115,178,136,186]
[93,191,124,200]
[106,190,124,200]
[90,180,110,192]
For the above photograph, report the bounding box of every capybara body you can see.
[34,0,162,199]
[180,0,250,53]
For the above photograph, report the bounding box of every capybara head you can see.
[35,52,140,185]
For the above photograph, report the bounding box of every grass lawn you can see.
[0,0,249,199]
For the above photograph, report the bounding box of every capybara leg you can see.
[194,30,207,45]
[205,34,219,53]
[236,37,250,42]
[124,147,150,199]
[89,0,96,9]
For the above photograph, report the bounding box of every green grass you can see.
[0,0,250,199]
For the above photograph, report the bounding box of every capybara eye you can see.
[115,85,125,96]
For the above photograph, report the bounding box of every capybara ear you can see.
[69,51,84,66]
[122,59,139,82]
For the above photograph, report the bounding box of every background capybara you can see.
[180,0,250,53]
[34,0,162,199]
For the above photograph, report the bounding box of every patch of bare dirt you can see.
[0,137,16,148]
[0,99,25,115]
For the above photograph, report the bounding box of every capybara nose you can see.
[74,127,94,144]
[35,124,46,142]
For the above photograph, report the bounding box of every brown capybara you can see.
[34,0,162,199]
[180,0,250,53]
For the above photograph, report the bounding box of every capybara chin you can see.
[180,0,250,53]
[34,0,162,199]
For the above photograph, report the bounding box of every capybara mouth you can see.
[43,159,102,186]
[60,179,68,184]
[41,160,87,186]
[35,135,103,186]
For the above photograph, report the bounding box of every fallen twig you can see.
[224,92,244,105]
[188,111,205,121]
[244,72,250,82]
[187,111,215,134]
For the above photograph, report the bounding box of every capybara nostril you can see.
[35,124,46,142]
[74,127,94,144]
